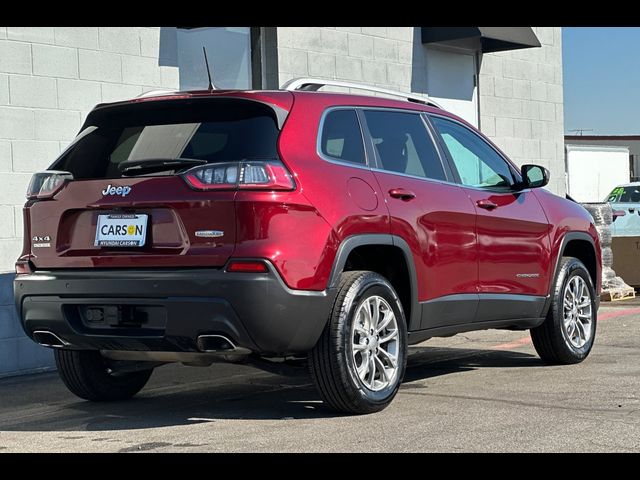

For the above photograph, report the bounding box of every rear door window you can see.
[52,99,280,179]
[363,110,447,181]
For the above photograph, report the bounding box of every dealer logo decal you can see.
[100,223,144,236]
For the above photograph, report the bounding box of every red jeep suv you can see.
[14,79,601,414]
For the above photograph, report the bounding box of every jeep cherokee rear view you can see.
[14,81,601,414]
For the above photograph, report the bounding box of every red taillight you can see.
[15,259,34,275]
[181,160,295,191]
[241,162,294,190]
[226,260,269,273]
[26,171,73,200]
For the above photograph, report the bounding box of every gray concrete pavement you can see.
[1,301,639,452]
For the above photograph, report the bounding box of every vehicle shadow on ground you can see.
[1,347,541,432]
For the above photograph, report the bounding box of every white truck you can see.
[565,144,630,203]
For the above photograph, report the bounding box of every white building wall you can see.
[277,27,423,100]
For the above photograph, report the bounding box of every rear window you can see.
[52,98,280,179]
[606,185,640,203]
[319,109,366,165]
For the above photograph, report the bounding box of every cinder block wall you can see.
[479,27,565,196]
[0,27,179,376]
[276,27,566,195]
[0,27,179,272]
[277,27,416,93]
[0,273,54,377]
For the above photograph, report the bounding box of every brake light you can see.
[226,260,269,273]
[181,161,294,191]
[26,171,73,200]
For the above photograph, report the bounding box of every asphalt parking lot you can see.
[1,300,639,453]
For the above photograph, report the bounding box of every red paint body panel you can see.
[232,190,334,290]
[372,172,477,300]
[274,92,392,290]
[18,89,601,304]
[28,177,237,268]
[464,188,551,295]
[533,188,602,294]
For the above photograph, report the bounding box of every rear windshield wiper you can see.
[118,158,207,175]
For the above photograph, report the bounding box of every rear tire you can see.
[309,271,408,414]
[54,349,153,401]
[530,257,597,365]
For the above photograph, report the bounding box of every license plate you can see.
[95,214,148,247]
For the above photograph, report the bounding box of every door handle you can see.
[476,199,498,210]
[389,188,416,201]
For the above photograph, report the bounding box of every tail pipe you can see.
[196,334,251,355]
[32,330,69,348]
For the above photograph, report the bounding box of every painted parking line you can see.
[491,305,640,351]
[490,336,532,351]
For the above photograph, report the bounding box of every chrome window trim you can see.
[370,167,457,187]
[368,166,533,193]
[316,156,374,173]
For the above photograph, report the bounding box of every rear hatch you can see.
[24,94,292,269]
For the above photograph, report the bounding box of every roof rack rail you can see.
[281,77,442,109]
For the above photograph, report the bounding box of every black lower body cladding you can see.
[14,266,337,356]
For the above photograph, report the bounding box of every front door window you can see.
[430,116,515,190]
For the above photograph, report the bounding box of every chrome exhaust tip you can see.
[32,330,69,348]
[196,334,250,354]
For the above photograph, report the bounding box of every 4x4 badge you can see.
[32,235,51,248]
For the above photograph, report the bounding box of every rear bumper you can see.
[13,265,336,356]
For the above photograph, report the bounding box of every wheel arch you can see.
[543,231,599,317]
[327,234,420,331]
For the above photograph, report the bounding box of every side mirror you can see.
[521,164,550,189]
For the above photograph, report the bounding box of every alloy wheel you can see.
[350,295,400,391]
[562,276,593,349]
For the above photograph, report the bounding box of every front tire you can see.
[55,349,153,401]
[531,257,597,364]
[309,271,408,414]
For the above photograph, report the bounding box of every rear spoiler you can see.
[86,95,290,130]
